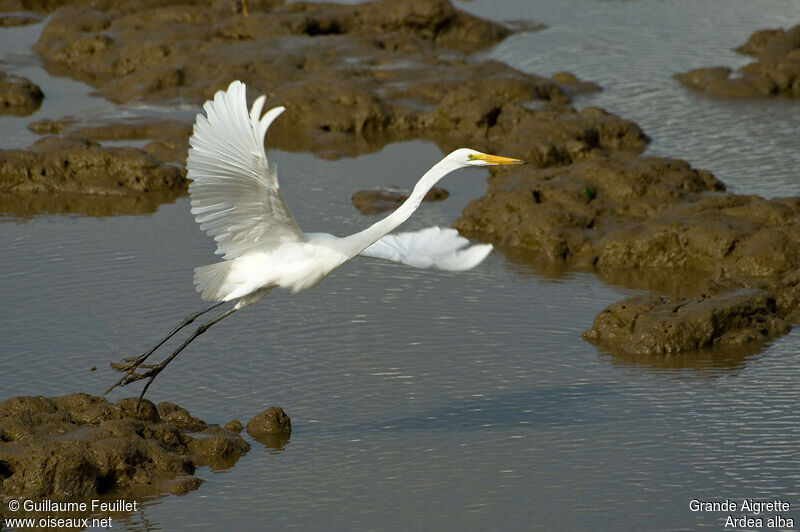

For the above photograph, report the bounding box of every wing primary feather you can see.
[249,95,266,127]
[187,81,304,262]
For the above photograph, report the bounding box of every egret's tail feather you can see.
[194,261,234,301]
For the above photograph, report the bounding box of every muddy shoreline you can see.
[452,152,799,355]
[675,24,800,99]
[0,394,289,512]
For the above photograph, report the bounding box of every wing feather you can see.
[187,80,304,260]
[360,226,493,271]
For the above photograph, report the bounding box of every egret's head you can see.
[451,148,527,167]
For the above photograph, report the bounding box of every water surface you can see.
[2,1,800,530]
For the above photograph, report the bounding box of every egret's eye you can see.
[467,154,476,160]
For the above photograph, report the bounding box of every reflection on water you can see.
[0,190,184,219]
[593,267,717,299]
[596,340,762,372]
[1,0,800,530]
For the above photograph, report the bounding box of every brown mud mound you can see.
[246,407,292,450]
[0,394,252,503]
[62,119,193,145]
[55,118,194,165]
[4,0,640,217]
[550,71,602,96]
[675,24,800,98]
[0,70,43,116]
[481,106,647,169]
[0,13,41,26]
[455,154,800,276]
[352,185,448,215]
[0,137,185,195]
[455,154,800,355]
[26,116,193,171]
[0,136,186,216]
[584,289,792,356]
[25,0,599,159]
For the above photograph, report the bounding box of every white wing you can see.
[359,226,493,271]
[187,80,304,260]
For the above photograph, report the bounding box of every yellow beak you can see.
[477,153,527,165]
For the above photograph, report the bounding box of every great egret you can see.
[107,80,525,404]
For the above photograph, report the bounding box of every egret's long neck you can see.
[343,159,458,256]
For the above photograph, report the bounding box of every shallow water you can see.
[471,0,800,198]
[2,1,800,530]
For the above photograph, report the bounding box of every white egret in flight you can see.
[107,80,525,404]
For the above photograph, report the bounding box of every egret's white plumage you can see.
[107,80,525,405]
[357,226,493,271]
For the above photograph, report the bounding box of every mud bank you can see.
[0,135,186,216]
[1,0,646,216]
[675,24,800,98]
[0,13,40,27]
[0,70,43,116]
[0,393,290,510]
[0,137,185,195]
[0,394,246,501]
[454,154,800,355]
[246,406,292,450]
[352,185,448,214]
[0,0,548,214]
[584,285,795,357]
[23,0,570,158]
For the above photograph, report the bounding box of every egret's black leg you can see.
[134,306,239,409]
[105,301,226,394]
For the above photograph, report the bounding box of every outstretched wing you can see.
[187,80,304,260]
[360,226,493,271]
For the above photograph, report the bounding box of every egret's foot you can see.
[104,301,228,396]
[107,355,169,411]
[104,303,238,410]
[106,355,153,393]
